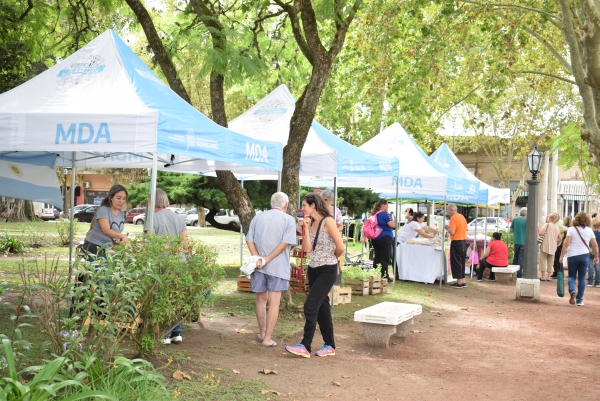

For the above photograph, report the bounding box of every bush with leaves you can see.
[0,232,26,253]
[20,235,222,360]
[128,235,223,352]
[342,265,375,281]
[0,338,170,400]
[56,218,79,246]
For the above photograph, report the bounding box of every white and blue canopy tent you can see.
[200,84,399,206]
[359,123,479,203]
[202,84,399,183]
[0,30,282,263]
[430,143,510,266]
[430,143,509,206]
[196,84,399,266]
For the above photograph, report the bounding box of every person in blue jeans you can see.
[588,218,600,287]
[510,207,527,278]
[559,212,599,306]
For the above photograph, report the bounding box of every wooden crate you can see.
[381,280,388,294]
[369,276,382,295]
[338,287,352,304]
[345,279,369,296]
[327,286,352,306]
[237,276,252,292]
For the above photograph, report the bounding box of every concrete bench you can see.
[491,265,520,284]
[354,302,422,347]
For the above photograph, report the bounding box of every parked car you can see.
[61,204,94,218]
[126,207,146,223]
[466,217,511,235]
[73,205,100,223]
[134,211,186,226]
[40,204,59,220]
[213,209,240,225]
[186,208,210,226]
[167,207,185,214]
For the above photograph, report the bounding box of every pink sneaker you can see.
[315,345,335,357]
[285,344,310,358]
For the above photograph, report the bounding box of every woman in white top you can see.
[397,212,439,244]
[559,212,599,306]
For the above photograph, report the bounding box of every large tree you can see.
[455,1,600,175]
[125,0,360,230]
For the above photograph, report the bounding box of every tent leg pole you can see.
[240,178,244,266]
[441,196,447,290]
[148,153,158,233]
[393,176,399,286]
[277,171,281,192]
[68,152,76,282]
[472,202,479,279]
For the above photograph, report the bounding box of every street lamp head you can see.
[527,145,544,179]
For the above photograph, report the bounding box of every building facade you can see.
[455,151,600,220]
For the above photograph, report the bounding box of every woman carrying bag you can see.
[286,194,345,358]
[538,213,562,281]
[559,212,599,306]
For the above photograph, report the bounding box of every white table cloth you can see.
[396,243,445,284]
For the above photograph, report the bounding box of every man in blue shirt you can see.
[246,192,297,347]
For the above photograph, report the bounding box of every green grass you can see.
[206,264,438,341]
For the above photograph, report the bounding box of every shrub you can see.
[128,235,223,352]
[343,264,375,281]
[0,232,26,253]
[0,282,36,371]
[23,235,222,360]
[56,218,79,246]
[22,226,46,248]
[0,339,169,400]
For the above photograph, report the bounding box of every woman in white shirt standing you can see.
[559,212,599,306]
[397,212,439,244]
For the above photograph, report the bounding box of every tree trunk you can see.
[0,197,33,222]
[281,62,334,218]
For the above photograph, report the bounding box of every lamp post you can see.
[522,145,544,281]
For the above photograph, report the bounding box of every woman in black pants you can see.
[370,200,397,282]
[286,194,345,358]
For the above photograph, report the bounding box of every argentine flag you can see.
[0,153,63,209]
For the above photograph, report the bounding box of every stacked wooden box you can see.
[369,276,383,295]
[345,279,370,296]
[237,276,252,292]
[328,285,352,306]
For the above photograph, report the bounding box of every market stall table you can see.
[396,242,446,284]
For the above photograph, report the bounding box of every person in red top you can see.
[476,232,509,282]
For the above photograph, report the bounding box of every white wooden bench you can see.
[491,265,520,284]
[354,302,422,347]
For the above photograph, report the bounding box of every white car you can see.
[186,208,210,226]
[466,217,511,235]
[213,209,240,225]
[133,212,186,226]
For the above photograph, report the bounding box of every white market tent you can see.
[430,144,510,205]
[0,30,282,174]
[212,84,399,182]
[316,122,449,198]
[0,29,283,260]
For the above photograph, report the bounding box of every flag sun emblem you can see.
[9,164,22,177]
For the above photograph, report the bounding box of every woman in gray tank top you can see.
[82,184,130,256]
[285,193,344,359]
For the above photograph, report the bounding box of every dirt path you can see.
[168,279,600,400]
